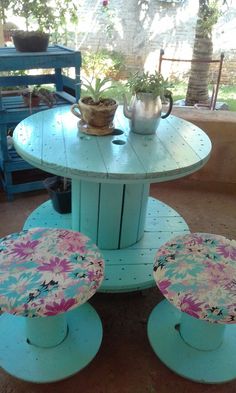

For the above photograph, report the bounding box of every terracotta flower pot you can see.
[71,97,118,128]
[22,93,41,107]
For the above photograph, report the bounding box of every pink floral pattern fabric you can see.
[0,228,104,317]
[154,233,236,324]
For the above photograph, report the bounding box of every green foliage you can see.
[95,80,130,104]
[1,0,79,32]
[23,85,55,107]
[199,1,219,33]
[0,0,11,23]
[198,0,229,34]
[172,81,236,111]
[100,3,117,39]
[217,85,236,111]
[82,49,125,80]
[126,71,171,99]
[82,77,115,103]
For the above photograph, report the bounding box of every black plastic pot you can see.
[44,176,71,214]
[12,31,49,52]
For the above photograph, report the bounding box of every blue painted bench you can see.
[0,45,81,200]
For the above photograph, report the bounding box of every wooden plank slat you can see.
[12,114,44,168]
[97,183,124,249]
[155,119,204,172]
[71,179,80,231]
[119,183,148,248]
[0,46,82,71]
[41,107,69,175]
[167,116,212,160]
[79,181,100,244]
[127,130,180,177]
[96,129,145,180]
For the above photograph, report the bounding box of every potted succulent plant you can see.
[44,176,71,214]
[71,77,118,135]
[123,71,173,135]
[22,86,56,108]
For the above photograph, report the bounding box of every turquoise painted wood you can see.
[98,183,124,249]
[24,197,190,292]
[148,300,236,383]
[79,181,100,241]
[14,105,212,289]
[14,105,211,250]
[180,312,225,351]
[26,314,67,348]
[71,181,149,249]
[0,303,102,383]
[72,179,81,231]
[0,45,81,200]
[119,183,149,248]
[137,183,150,240]
[13,105,212,183]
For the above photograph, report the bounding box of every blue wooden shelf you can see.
[0,45,81,200]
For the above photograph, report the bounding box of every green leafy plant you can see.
[22,85,56,108]
[1,0,79,34]
[126,71,172,99]
[83,49,125,80]
[82,77,116,104]
[74,76,118,131]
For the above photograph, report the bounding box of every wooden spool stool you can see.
[147,233,236,383]
[0,227,104,383]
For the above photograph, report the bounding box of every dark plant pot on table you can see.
[44,176,71,214]
[11,30,49,52]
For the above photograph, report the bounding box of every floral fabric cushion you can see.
[154,233,236,324]
[0,227,104,317]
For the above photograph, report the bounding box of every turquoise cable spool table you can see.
[13,105,212,292]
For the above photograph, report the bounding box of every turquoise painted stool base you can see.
[23,197,189,293]
[0,303,103,383]
[147,300,236,383]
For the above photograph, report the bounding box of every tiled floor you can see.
[1,178,236,393]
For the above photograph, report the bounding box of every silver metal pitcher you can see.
[123,92,173,135]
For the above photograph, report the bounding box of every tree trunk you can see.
[185,0,214,106]
[0,20,4,46]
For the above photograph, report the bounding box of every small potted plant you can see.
[71,77,118,135]
[44,176,71,214]
[7,0,53,52]
[12,30,50,52]
[22,86,56,108]
[123,71,173,135]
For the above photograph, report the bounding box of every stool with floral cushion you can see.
[147,233,236,383]
[0,227,104,383]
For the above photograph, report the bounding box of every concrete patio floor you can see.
[0,177,236,393]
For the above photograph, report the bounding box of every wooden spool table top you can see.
[13,105,212,184]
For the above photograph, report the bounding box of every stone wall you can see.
[76,0,236,84]
[172,107,236,184]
